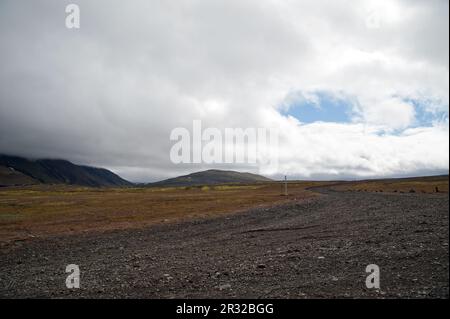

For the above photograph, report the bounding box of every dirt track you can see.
[0,188,448,298]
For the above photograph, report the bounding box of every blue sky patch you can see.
[403,97,449,127]
[281,91,355,124]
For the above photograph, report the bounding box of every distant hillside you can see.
[0,154,132,187]
[149,169,272,187]
[0,165,37,186]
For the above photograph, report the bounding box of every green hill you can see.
[149,169,272,187]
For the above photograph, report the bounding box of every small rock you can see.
[218,284,231,290]
[163,273,173,280]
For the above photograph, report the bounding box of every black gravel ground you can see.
[0,188,448,298]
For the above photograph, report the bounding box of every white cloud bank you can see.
[0,0,448,181]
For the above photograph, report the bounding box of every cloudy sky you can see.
[0,0,448,182]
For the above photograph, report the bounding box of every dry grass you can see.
[331,175,448,194]
[0,182,323,243]
[2,176,445,244]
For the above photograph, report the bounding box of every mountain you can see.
[0,154,132,187]
[149,169,272,187]
[0,165,37,186]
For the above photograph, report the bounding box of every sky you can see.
[0,0,448,182]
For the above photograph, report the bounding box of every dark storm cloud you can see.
[0,0,448,182]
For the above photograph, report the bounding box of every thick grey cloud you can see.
[0,0,448,182]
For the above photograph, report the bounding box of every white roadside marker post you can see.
[284,175,288,196]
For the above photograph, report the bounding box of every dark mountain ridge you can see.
[0,154,132,187]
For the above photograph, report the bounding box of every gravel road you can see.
[0,188,448,298]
